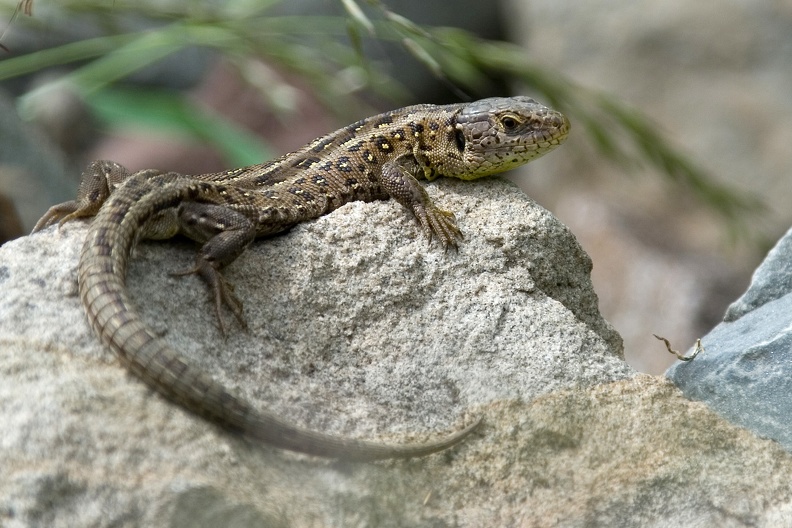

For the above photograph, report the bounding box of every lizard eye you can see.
[500,115,519,130]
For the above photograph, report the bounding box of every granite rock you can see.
[3,178,791,526]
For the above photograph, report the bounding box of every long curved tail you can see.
[77,172,480,461]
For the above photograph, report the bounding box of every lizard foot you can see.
[33,200,85,232]
[173,260,247,335]
[414,204,463,250]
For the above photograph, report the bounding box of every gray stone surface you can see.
[3,178,792,526]
[668,227,792,452]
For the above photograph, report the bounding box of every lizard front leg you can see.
[175,202,258,334]
[379,157,462,249]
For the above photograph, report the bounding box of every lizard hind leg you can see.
[174,202,257,334]
[32,160,131,232]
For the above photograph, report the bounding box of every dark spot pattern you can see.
[349,118,367,133]
[374,136,392,153]
[373,114,393,127]
[293,157,320,169]
[311,137,335,152]
[347,141,365,152]
[253,173,282,186]
[336,156,353,172]
[289,188,314,201]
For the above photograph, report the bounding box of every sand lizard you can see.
[33,96,570,461]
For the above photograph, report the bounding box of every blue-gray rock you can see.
[668,226,792,450]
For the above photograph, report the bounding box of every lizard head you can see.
[446,96,570,180]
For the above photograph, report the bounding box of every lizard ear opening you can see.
[454,129,466,152]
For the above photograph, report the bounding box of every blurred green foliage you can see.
[0,0,762,236]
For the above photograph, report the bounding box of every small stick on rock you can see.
[653,334,705,362]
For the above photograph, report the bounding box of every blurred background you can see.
[1,0,790,373]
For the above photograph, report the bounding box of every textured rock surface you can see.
[3,178,791,526]
[668,226,792,451]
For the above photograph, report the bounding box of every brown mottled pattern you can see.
[33,97,569,460]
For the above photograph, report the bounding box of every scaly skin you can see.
[34,96,570,461]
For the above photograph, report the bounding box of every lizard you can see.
[33,96,570,461]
